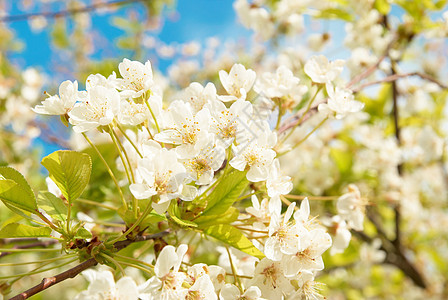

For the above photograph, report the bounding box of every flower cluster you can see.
[31,54,368,299]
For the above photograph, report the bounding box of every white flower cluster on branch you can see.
[30,55,368,299]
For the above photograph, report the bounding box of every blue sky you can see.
[5,0,252,157]
[7,0,251,75]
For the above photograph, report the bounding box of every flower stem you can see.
[0,254,76,267]
[113,253,154,273]
[107,197,153,245]
[281,85,323,144]
[116,123,143,158]
[82,133,127,209]
[0,257,78,279]
[226,247,243,292]
[76,198,118,211]
[278,116,328,157]
[114,258,154,276]
[101,253,126,276]
[108,127,133,185]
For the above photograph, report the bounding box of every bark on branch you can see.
[0,0,145,23]
[8,230,170,300]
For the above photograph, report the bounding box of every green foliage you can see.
[41,151,92,203]
[315,8,353,21]
[359,84,391,120]
[37,191,68,222]
[0,179,16,194]
[204,224,265,259]
[0,223,52,238]
[51,19,70,49]
[330,148,353,176]
[374,0,391,14]
[168,202,198,228]
[196,207,239,228]
[202,169,248,216]
[75,227,92,240]
[82,143,120,202]
[0,166,37,213]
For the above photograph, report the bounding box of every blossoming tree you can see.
[1,0,448,299]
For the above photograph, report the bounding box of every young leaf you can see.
[0,223,52,238]
[0,179,17,194]
[168,202,198,228]
[0,167,37,213]
[75,227,92,240]
[196,207,239,228]
[37,191,68,222]
[169,214,199,228]
[204,224,265,259]
[41,150,92,202]
[202,169,248,216]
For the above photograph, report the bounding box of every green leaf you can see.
[169,214,199,228]
[196,207,239,228]
[0,179,17,194]
[330,148,353,175]
[0,223,52,238]
[204,224,265,259]
[51,19,70,49]
[75,227,92,240]
[37,191,67,222]
[202,169,248,216]
[41,151,92,202]
[374,0,391,14]
[168,202,198,228]
[0,167,37,213]
[141,211,167,228]
[315,8,353,21]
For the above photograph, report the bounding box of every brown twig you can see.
[0,0,145,23]
[9,258,98,300]
[9,230,170,300]
[278,37,399,136]
[353,72,448,92]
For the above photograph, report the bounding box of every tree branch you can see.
[278,37,398,136]
[9,258,98,300]
[0,0,145,23]
[8,230,170,300]
[353,71,448,93]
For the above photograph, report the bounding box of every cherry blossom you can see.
[219,63,256,102]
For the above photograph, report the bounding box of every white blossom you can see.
[139,245,189,300]
[182,138,226,185]
[219,284,265,300]
[265,203,304,261]
[184,82,217,113]
[33,80,82,115]
[282,229,332,277]
[118,58,154,98]
[304,55,344,84]
[74,269,139,300]
[318,84,364,119]
[254,65,308,109]
[249,258,293,300]
[155,101,212,159]
[130,141,187,213]
[207,99,253,147]
[68,85,120,133]
[219,63,256,102]
[266,159,293,197]
[230,121,277,182]
[337,184,366,231]
[291,270,325,300]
